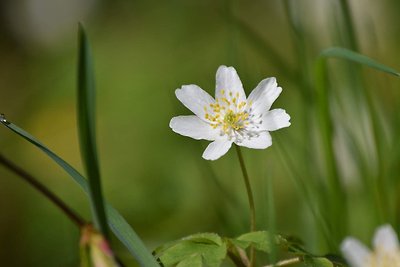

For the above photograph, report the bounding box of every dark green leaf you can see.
[77,24,109,239]
[0,120,160,267]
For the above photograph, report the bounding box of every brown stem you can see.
[0,153,85,227]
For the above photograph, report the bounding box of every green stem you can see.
[235,145,256,267]
[0,153,85,227]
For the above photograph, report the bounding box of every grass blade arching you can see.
[0,119,160,267]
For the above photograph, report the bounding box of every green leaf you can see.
[319,47,400,77]
[303,256,334,267]
[231,231,284,253]
[155,233,227,267]
[0,120,160,267]
[176,255,202,267]
[77,24,109,239]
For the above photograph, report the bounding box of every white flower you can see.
[341,224,400,267]
[169,65,291,160]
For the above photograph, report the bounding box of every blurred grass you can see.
[1,0,400,266]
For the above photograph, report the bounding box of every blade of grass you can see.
[0,118,160,267]
[77,24,109,239]
[320,47,400,77]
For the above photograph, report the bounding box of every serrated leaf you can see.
[155,233,227,267]
[0,120,160,267]
[183,233,222,246]
[319,47,400,77]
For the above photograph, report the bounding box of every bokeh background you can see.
[1,0,400,266]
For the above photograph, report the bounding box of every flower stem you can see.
[0,153,85,227]
[235,145,256,267]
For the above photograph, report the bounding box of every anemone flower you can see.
[170,65,290,160]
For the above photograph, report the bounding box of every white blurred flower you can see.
[170,65,290,160]
[341,224,400,267]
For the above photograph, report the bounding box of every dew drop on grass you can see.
[0,114,10,124]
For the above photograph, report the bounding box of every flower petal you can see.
[261,109,291,131]
[175,85,215,121]
[215,66,246,102]
[341,237,371,267]
[202,139,233,160]
[169,116,218,141]
[236,131,272,149]
[373,224,400,253]
[247,77,282,114]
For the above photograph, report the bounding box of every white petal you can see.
[202,139,233,160]
[373,224,400,253]
[341,237,371,267]
[261,109,291,131]
[247,77,282,114]
[236,131,272,149]
[169,116,218,141]
[175,85,215,121]
[215,66,246,102]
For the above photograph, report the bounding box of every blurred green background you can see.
[1,0,400,266]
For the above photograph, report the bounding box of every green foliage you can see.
[303,256,334,267]
[302,255,347,267]
[77,24,109,239]
[0,120,160,267]
[230,231,283,253]
[154,231,344,267]
[154,233,226,267]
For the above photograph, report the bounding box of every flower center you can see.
[203,90,251,136]
[223,110,248,131]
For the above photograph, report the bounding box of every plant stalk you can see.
[0,153,85,227]
[235,145,256,267]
